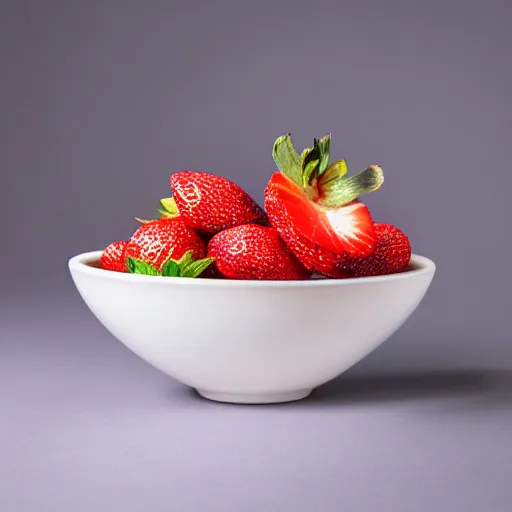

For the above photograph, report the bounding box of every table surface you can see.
[2,301,512,512]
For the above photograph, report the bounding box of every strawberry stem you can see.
[135,217,152,224]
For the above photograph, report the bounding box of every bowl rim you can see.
[69,250,435,288]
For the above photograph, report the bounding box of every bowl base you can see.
[196,388,313,404]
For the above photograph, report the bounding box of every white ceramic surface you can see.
[69,251,435,404]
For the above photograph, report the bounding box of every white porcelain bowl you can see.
[69,251,435,404]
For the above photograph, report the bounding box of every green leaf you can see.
[161,259,180,277]
[160,197,178,213]
[318,159,348,188]
[301,146,318,185]
[303,159,320,185]
[159,197,179,218]
[272,134,302,186]
[316,134,331,176]
[127,258,160,276]
[318,165,384,208]
[175,250,195,268]
[300,135,332,186]
[179,257,215,278]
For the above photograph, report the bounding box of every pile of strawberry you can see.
[100,134,411,280]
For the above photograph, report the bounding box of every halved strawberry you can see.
[341,223,412,277]
[207,224,311,280]
[264,134,384,276]
[100,240,128,272]
[170,170,265,234]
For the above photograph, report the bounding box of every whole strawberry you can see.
[264,134,384,277]
[342,223,411,277]
[170,170,265,234]
[207,224,310,280]
[100,240,128,272]
[125,218,206,273]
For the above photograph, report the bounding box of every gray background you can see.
[1,0,511,510]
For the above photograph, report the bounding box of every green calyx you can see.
[318,165,384,208]
[134,197,180,225]
[158,197,179,218]
[127,250,214,278]
[272,133,384,208]
[272,134,303,186]
[301,134,331,186]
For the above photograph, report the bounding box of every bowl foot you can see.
[196,388,313,404]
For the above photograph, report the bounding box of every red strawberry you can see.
[342,223,412,277]
[170,171,265,234]
[264,134,384,277]
[100,240,128,272]
[207,224,311,280]
[125,218,206,273]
